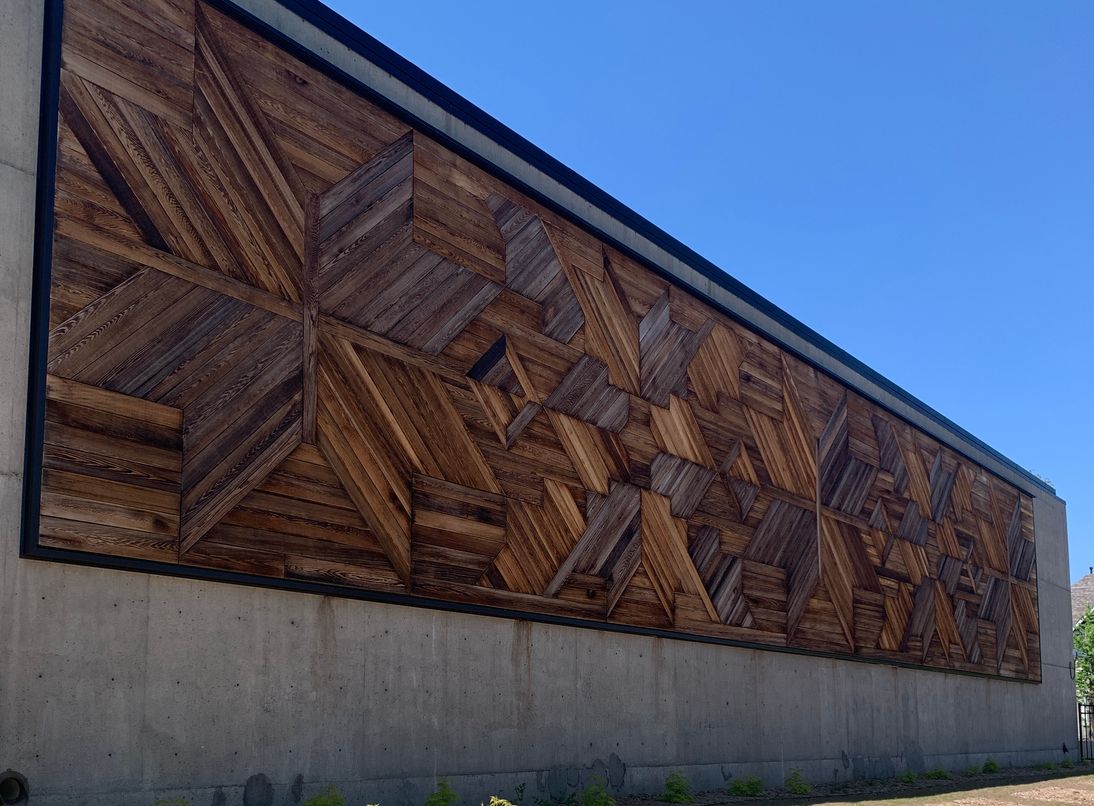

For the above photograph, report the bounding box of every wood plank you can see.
[39,515,177,562]
[412,135,506,284]
[650,395,715,468]
[47,373,180,429]
[55,215,302,321]
[302,194,319,443]
[62,0,195,128]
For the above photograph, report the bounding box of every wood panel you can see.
[40,374,181,563]
[36,0,1040,680]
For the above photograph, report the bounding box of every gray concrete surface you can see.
[0,2,1076,805]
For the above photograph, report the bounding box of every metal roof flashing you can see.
[223,0,1055,499]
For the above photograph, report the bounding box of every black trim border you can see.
[20,0,62,559]
[18,0,1045,685]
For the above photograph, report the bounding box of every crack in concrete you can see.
[0,156,34,176]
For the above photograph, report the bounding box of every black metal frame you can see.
[1079,702,1093,760]
[18,0,1046,683]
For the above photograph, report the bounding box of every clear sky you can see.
[325,0,1094,582]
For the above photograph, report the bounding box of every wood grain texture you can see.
[38,0,1040,680]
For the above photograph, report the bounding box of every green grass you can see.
[661,772,693,804]
[784,769,812,796]
[304,787,346,806]
[427,781,459,806]
[577,778,614,806]
[729,776,764,797]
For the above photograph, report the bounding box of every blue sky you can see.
[326,1,1094,582]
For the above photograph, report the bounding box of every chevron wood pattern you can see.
[35,0,1041,680]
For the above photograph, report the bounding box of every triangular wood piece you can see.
[202,443,404,588]
[487,193,584,343]
[467,336,525,396]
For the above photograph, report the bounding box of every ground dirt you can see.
[619,767,1094,806]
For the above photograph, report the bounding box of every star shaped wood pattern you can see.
[36,0,1041,680]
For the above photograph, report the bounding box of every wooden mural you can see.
[36,0,1041,679]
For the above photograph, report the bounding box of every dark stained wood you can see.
[316,132,502,356]
[488,193,583,342]
[302,194,319,443]
[413,136,506,285]
[39,375,182,559]
[54,215,302,321]
[543,355,629,432]
[61,0,196,128]
[412,475,507,584]
[58,74,171,252]
[38,0,1040,681]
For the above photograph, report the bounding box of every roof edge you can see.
[223,0,1055,498]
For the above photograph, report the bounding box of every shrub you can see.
[784,769,811,795]
[577,778,613,806]
[982,758,1000,773]
[661,772,693,804]
[578,778,614,806]
[485,798,514,806]
[427,780,459,806]
[1062,759,1074,769]
[303,787,346,806]
[514,784,527,806]
[899,772,917,784]
[921,769,951,780]
[1034,762,1057,771]
[728,776,763,797]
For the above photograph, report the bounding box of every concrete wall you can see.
[0,2,1075,805]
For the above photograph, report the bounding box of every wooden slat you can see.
[650,395,715,468]
[412,475,507,584]
[560,250,640,394]
[54,216,302,321]
[41,372,183,553]
[487,193,583,342]
[689,323,742,411]
[47,373,180,429]
[641,489,719,624]
[39,515,177,562]
[547,411,629,496]
[62,0,195,128]
[197,2,409,184]
[302,194,319,443]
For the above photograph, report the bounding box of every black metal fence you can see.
[1079,702,1094,761]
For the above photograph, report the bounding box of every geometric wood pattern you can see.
[37,0,1040,680]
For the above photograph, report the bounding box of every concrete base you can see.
[0,564,1079,806]
[0,2,1076,805]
